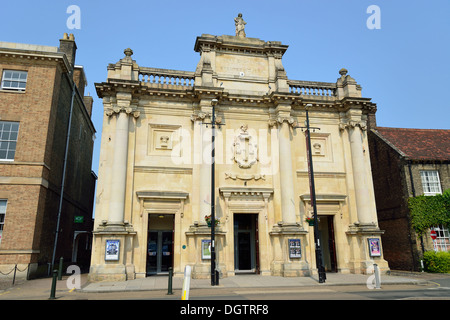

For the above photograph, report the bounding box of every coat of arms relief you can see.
[225,124,265,181]
[233,124,257,168]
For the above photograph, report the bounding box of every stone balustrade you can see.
[139,67,195,88]
[288,80,336,97]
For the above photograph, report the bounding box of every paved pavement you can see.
[80,271,432,293]
[0,270,448,299]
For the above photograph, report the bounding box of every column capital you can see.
[339,119,367,131]
[190,111,208,122]
[105,105,140,118]
[276,116,296,127]
[339,110,367,131]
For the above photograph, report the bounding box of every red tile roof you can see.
[373,127,450,161]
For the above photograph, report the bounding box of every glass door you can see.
[147,231,158,275]
[146,230,173,275]
[160,231,173,272]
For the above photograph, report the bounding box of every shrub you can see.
[408,189,450,236]
[423,251,450,273]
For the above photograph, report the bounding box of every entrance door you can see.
[317,215,338,272]
[147,230,173,275]
[234,214,259,273]
[146,214,174,275]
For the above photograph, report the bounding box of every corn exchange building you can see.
[89,16,389,281]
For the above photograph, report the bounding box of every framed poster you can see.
[368,238,381,257]
[202,239,211,260]
[289,239,302,259]
[105,239,120,261]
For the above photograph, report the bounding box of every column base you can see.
[185,223,227,280]
[346,223,390,274]
[88,221,136,282]
[270,223,310,277]
[88,264,127,282]
[271,261,310,277]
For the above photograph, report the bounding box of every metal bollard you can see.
[181,265,191,300]
[12,264,17,286]
[58,257,63,280]
[49,270,58,299]
[373,263,381,289]
[167,267,174,295]
[215,269,220,286]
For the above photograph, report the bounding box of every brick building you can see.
[369,127,450,271]
[0,34,96,278]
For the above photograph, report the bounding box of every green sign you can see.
[74,216,84,223]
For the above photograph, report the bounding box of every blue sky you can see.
[1,0,449,175]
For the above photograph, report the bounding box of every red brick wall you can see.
[368,130,421,271]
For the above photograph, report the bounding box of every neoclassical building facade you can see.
[89,22,389,281]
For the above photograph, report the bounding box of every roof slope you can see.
[373,127,450,161]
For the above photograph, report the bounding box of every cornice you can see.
[0,49,71,73]
[194,34,288,57]
[334,97,377,112]
[95,80,377,118]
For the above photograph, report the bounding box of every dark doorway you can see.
[234,214,259,273]
[317,215,338,272]
[146,214,174,275]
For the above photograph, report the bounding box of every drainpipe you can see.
[408,159,425,272]
[51,76,76,272]
[408,160,416,197]
[408,160,425,252]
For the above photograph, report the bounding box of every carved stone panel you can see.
[148,123,181,156]
[232,124,258,168]
[310,132,333,162]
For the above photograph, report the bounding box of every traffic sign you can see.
[430,230,437,240]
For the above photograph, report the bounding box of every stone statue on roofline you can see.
[234,13,246,37]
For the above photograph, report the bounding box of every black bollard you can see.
[12,264,17,286]
[58,257,63,280]
[167,267,174,295]
[215,270,219,286]
[49,270,58,299]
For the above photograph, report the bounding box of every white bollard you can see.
[373,263,381,289]
[181,265,191,300]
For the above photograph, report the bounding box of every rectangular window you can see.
[432,225,450,252]
[0,121,20,161]
[1,70,28,91]
[420,170,442,196]
[0,200,6,246]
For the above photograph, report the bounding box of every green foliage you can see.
[423,251,450,273]
[408,189,450,236]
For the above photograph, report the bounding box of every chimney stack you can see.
[59,33,77,74]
